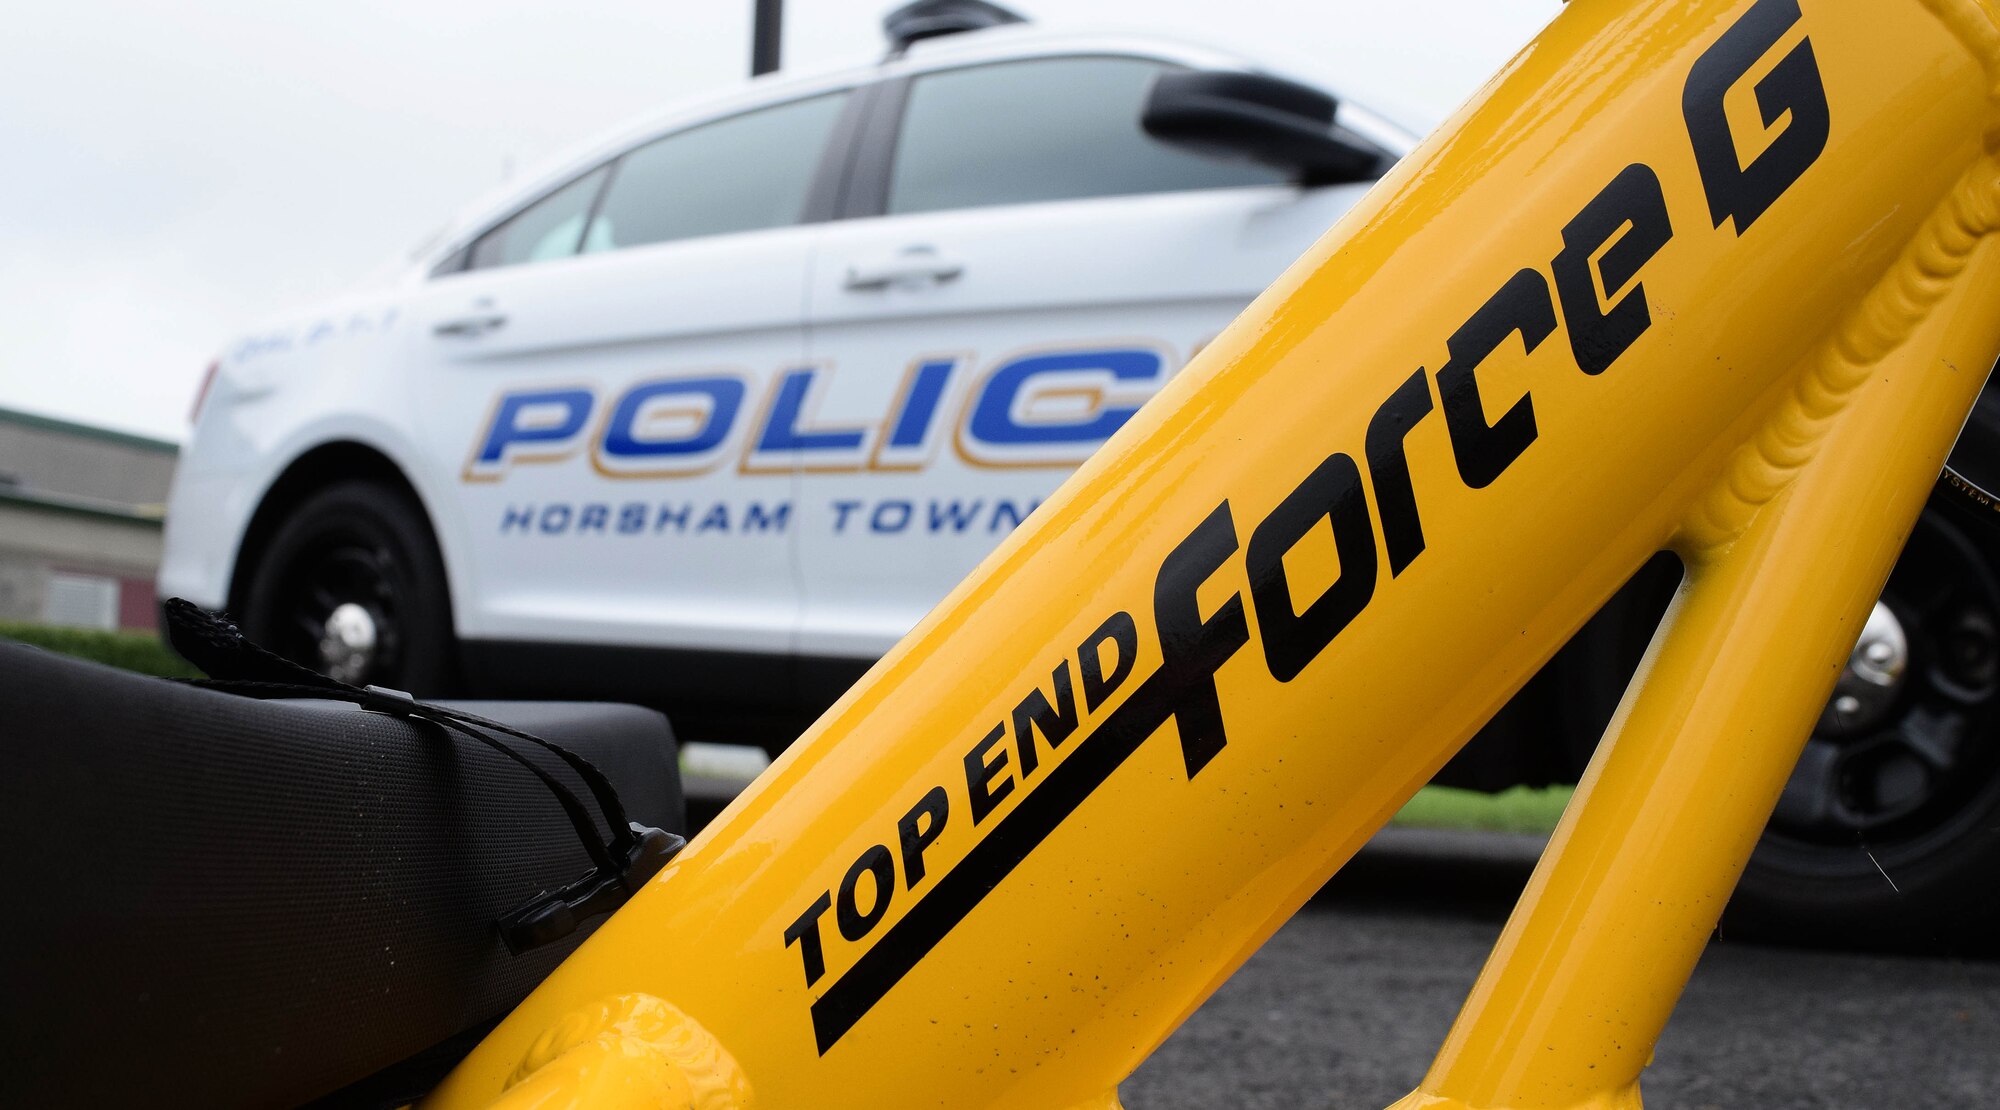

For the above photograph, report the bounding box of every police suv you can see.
[162,3,2000,946]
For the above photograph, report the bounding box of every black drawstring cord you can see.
[161,598,681,953]
[191,677,626,875]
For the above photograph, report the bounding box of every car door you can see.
[405,88,854,666]
[797,54,1376,663]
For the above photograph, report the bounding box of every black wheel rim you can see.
[1764,514,2000,867]
[263,526,407,687]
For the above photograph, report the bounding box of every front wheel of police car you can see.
[1728,506,2000,951]
[239,479,457,695]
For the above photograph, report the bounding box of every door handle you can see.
[843,246,965,291]
[433,310,508,338]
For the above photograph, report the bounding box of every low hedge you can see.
[0,620,200,679]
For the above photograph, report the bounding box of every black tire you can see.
[1727,505,2000,952]
[238,480,458,696]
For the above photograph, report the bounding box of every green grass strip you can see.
[0,620,200,679]
[1393,784,1574,836]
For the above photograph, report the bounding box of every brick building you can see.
[0,407,178,630]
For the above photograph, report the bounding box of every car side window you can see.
[584,90,850,252]
[887,56,1289,216]
[465,166,611,272]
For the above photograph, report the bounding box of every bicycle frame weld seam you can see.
[1682,156,2000,556]
[1920,0,2000,100]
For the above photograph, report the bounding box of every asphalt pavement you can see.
[1121,829,2000,1110]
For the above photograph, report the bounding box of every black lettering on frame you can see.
[1079,610,1139,710]
[1438,268,1557,490]
[1247,452,1379,683]
[836,844,897,942]
[785,891,834,987]
[1012,662,1079,777]
[1365,369,1437,576]
[1153,502,1250,779]
[1684,0,1829,235]
[964,723,1014,823]
[1555,163,1674,375]
[897,786,950,889]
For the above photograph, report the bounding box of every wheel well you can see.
[227,442,429,615]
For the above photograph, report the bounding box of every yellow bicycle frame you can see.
[421,1,2000,1107]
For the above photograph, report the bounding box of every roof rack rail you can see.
[882,0,1028,57]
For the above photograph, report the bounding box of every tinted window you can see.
[888,57,1289,216]
[466,166,610,272]
[585,91,849,252]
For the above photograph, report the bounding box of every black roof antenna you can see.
[883,0,1028,58]
[752,0,783,77]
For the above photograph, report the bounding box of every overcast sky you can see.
[0,0,1559,442]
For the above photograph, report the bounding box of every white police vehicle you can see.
[163,2,2000,947]
[163,7,1408,714]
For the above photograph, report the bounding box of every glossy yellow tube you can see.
[1407,153,2000,1110]
[422,1,2000,1107]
